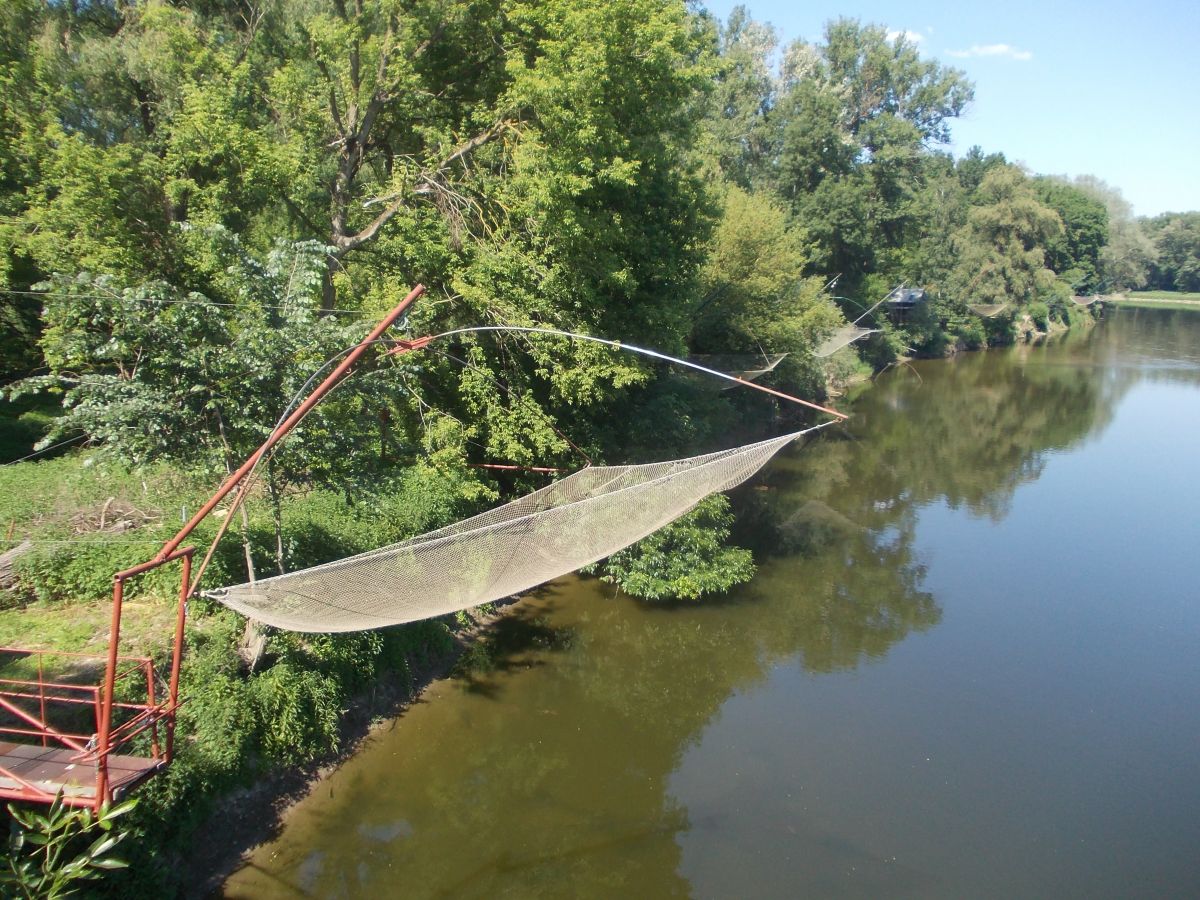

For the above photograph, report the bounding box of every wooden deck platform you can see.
[0,740,163,801]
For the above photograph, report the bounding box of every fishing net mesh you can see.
[814,325,878,358]
[687,353,788,388]
[206,429,817,632]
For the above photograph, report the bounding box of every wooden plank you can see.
[0,740,161,800]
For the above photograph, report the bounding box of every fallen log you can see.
[0,540,32,591]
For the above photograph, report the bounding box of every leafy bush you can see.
[2,793,137,899]
[953,320,987,350]
[595,494,755,600]
[1028,301,1050,331]
[14,538,176,604]
[982,312,1017,346]
[250,663,342,764]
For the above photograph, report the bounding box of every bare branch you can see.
[334,120,515,254]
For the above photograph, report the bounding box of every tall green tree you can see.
[1073,175,1155,290]
[6,0,717,467]
[773,21,973,289]
[947,165,1064,308]
[1142,212,1200,291]
[691,184,840,381]
[697,4,778,189]
[0,0,51,378]
[1033,177,1109,292]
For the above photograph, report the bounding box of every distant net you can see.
[206,426,827,632]
[814,325,879,358]
[969,303,1010,318]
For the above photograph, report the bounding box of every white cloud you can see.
[946,43,1033,61]
[887,29,925,44]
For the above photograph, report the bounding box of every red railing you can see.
[0,283,428,813]
[0,547,193,811]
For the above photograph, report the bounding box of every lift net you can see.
[814,325,879,358]
[206,428,820,632]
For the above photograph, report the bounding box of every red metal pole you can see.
[155,284,425,563]
[37,655,47,749]
[165,551,191,763]
[144,657,159,759]
[96,575,124,809]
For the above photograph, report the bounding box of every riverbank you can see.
[221,308,1200,899]
[0,304,1099,896]
[202,311,1113,892]
[1110,291,1200,311]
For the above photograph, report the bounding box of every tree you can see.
[692,184,838,355]
[1034,176,1109,292]
[5,0,718,468]
[4,235,378,577]
[697,5,779,189]
[0,0,51,378]
[955,145,1007,194]
[773,20,973,290]
[1143,212,1200,291]
[947,165,1064,308]
[1073,175,1155,290]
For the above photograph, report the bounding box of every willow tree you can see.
[948,166,1064,308]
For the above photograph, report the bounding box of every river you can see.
[224,307,1200,899]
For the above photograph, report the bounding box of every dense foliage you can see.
[1142,212,1200,292]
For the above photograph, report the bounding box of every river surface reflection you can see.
[225,308,1200,899]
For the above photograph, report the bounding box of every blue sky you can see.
[699,1,1200,217]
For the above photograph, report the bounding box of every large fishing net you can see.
[969,303,1010,318]
[205,427,823,632]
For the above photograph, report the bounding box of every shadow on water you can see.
[225,310,1198,899]
[453,602,577,698]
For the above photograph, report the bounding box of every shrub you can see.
[595,494,755,600]
[2,793,137,899]
[1028,301,1050,331]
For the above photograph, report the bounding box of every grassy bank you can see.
[1114,291,1200,311]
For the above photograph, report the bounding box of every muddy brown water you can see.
[225,307,1200,899]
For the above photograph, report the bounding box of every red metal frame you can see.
[0,547,192,811]
[1,285,427,812]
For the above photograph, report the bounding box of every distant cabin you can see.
[885,286,927,321]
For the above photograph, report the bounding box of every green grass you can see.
[1112,291,1200,311]
[1126,290,1200,301]
[0,452,222,655]
[0,453,207,542]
